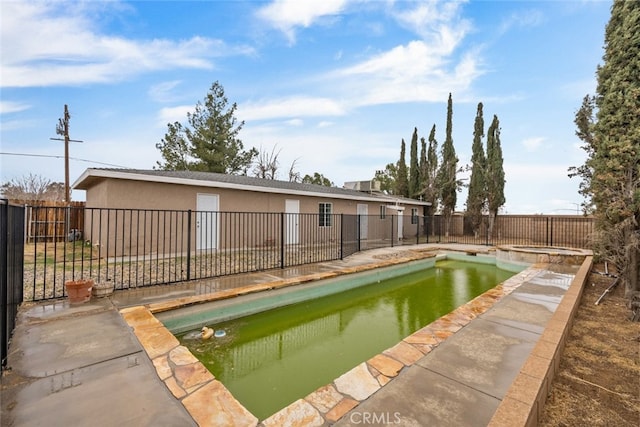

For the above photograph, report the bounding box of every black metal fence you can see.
[1,200,24,368]
[428,214,595,248]
[19,206,595,302]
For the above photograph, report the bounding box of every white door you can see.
[285,199,299,245]
[357,204,368,239]
[196,194,219,250]
[397,213,404,240]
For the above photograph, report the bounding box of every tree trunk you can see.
[627,246,639,298]
[487,212,496,241]
[444,213,451,238]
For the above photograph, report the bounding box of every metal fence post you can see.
[1,200,24,368]
[391,215,395,247]
[1,200,7,368]
[340,214,344,260]
[280,213,285,269]
[356,215,361,253]
[186,210,192,281]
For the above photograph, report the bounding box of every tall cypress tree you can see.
[466,102,487,238]
[419,136,427,199]
[578,0,640,297]
[425,125,439,215]
[568,95,596,213]
[409,127,420,199]
[486,114,505,238]
[396,139,409,197]
[437,93,458,236]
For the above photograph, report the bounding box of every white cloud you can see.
[0,2,252,88]
[522,137,545,152]
[158,106,193,126]
[393,1,471,53]
[257,0,349,43]
[238,97,346,121]
[499,163,583,214]
[0,119,39,132]
[250,0,480,114]
[317,1,480,107]
[148,81,183,103]
[0,101,31,114]
[285,119,304,126]
[334,41,482,106]
[499,9,545,35]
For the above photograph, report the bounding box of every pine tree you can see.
[575,0,640,297]
[466,102,487,238]
[156,81,257,174]
[437,93,458,236]
[486,115,505,238]
[409,127,420,199]
[396,139,409,198]
[155,122,191,170]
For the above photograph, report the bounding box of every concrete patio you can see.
[1,244,591,426]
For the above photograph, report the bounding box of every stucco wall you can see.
[81,178,425,258]
[83,178,415,214]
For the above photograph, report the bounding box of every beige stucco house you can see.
[73,168,430,258]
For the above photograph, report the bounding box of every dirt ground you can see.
[540,263,640,426]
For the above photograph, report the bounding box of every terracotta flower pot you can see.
[65,279,94,304]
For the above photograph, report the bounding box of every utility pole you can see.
[50,105,83,204]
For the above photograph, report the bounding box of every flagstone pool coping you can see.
[119,249,592,426]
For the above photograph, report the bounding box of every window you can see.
[380,205,386,219]
[411,208,419,224]
[319,203,333,227]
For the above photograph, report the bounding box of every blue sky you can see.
[1,0,611,213]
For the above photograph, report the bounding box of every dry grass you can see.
[540,264,640,426]
[23,241,98,265]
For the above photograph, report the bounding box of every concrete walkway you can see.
[334,263,584,427]
[0,245,591,426]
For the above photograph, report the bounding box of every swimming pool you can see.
[173,260,516,419]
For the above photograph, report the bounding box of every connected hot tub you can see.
[496,245,591,271]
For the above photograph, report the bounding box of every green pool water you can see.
[177,260,514,420]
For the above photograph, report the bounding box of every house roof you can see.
[73,168,431,206]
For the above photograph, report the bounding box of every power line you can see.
[0,152,129,168]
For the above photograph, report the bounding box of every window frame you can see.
[411,207,419,224]
[319,202,333,227]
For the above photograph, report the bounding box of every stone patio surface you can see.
[0,244,591,426]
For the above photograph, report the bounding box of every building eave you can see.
[73,169,431,206]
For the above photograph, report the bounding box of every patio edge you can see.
[487,255,593,427]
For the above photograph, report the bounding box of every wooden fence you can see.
[19,201,85,243]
